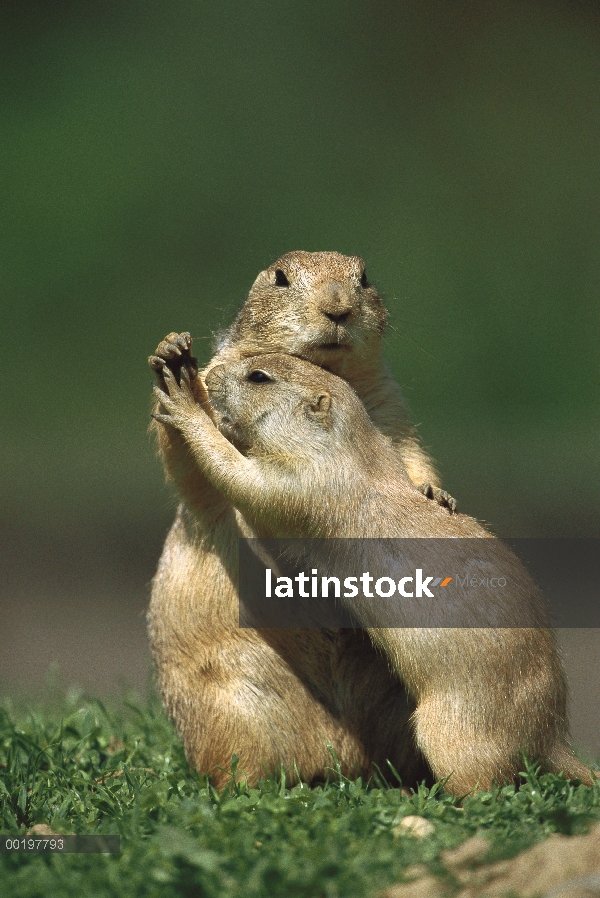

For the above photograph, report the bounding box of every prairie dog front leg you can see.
[153,367,265,512]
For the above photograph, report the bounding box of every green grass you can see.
[1,690,599,898]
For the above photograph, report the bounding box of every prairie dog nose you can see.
[318,282,356,322]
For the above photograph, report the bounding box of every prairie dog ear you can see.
[307,391,332,421]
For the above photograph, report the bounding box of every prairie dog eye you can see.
[274,269,290,287]
[247,370,272,383]
[360,270,369,288]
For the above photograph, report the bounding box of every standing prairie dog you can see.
[152,354,591,795]
[150,251,453,509]
[147,252,452,789]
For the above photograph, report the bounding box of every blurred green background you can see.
[1,0,599,712]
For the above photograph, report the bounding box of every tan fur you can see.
[149,501,425,788]
[147,252,449,789]
[152,353,591,795]
[147,251,589,792]
[150,251,445,498]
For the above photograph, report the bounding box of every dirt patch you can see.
[381,824,600,898]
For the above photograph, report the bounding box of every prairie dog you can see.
[147,252,452,788]
[152,354,591,795]
[150,251,453,507]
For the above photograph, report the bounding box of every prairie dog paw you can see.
[152,365,201,430]
[148,332,199,385]
[419,483,457,514]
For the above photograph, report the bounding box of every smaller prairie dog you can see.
[153,353,591,795]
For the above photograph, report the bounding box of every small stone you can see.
[393,815,435,839]
[26,824,61,837]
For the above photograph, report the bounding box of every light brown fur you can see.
[150,251,450,504]
[153,354,591,795]
[147,252,450,789]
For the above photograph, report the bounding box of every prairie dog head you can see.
[204,353,378,460]
[219,252,387,373]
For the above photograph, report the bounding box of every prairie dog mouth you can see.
[291,342,351,366]
[217,416,250,452]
